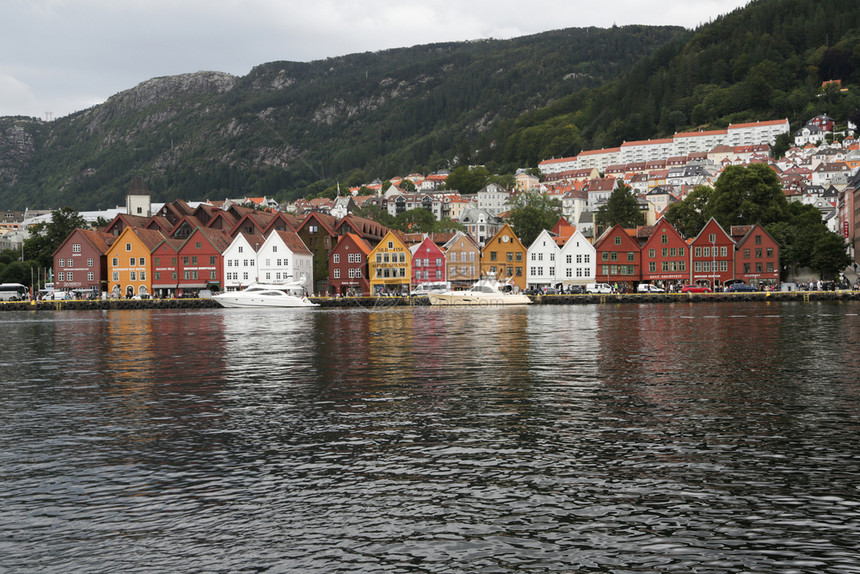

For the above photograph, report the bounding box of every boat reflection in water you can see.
[428,274,531,306]
[213,279,318,308]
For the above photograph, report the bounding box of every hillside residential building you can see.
[459,208,502,247]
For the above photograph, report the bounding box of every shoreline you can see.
[2,290,859,311]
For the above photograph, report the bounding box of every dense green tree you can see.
[665,185,713,238]
[507,190,562,247]
[24,208,89,269]
[810,231,852,279]
[399,179,417,192]
[706,164,789,228]
[442,166,490,195]
[595,183,645,230]
[397,208,436,232]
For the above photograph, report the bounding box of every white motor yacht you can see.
[427,274,531,306]
[213,281,318,308]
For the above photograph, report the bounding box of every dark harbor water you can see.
[2,302,860,573]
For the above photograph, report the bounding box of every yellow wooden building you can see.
[480,223,527,291]
[105,227,165,297]
[368,231,411,295]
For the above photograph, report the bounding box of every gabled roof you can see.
[271,229,312,256]
[53,228,118,258]
[334,232,372,256]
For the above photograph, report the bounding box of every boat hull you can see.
[427,292,531,306]
[212,295,318,308]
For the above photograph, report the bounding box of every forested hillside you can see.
[0,25,682,210]
[496,0,860,166]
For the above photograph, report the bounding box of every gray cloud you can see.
[0,0,749,119]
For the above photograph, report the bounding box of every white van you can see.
[637,283,665,293]
[586,283,612,294]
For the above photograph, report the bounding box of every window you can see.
[649,262,656,272]
[112,271,119,281]
[755,234,762,245]
[507,252,513,262]
[139,257,145,266]
[516,253,522,262]
[695,247,702,257]
[191,256,197,265]
[88,272,94,281]
[721,247,727,257]
[648,249,655,258]
[58,272,65,281]
[238,246,243,253]
[272,245,278,252]
[490,251,497,262]
[130,271,136,281]
[72,243,81,253]
[614,236,622,245]
[756,248,762,258]
[333,254,340,264]
[334,269,340,279]
[155,272,161,280]
[708,233,716,243]
[703,247,710,257]
[126,243,132,251]
[356,269,362,278]
[661,235,668,244]
[627,252,634,262]
[388,241,393,249]
[566,255,572,264]
[662,248,668,257]
[130,257,136,266]
[766,248,774,258]
[140,271,146,281]
[744,248,750,259]
[112,257,118,266]
[196,242,202,249]
[610,252,618,261]
[59,259,65,267]
[210,256,216,265]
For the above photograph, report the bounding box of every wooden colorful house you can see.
[296,212,338,294]
[526,229,561,289]
[689,218,735,289]
[222,233,263,291]
[52,229,117,296]
[442,231,480,287]
[558,229,596,287]
[410,236,446,287]
[258,230,314,294]
[369,231,411,295]
[594,224,642,289]
[640,217,688,287]
[481,223,527,291]
[732,224,780,287]
[106,227,165,297]
[329,232,371,296]
[175,227,232,294]
[151,237,183,297]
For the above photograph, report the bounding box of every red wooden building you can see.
[53,229,117,296]
[174,227,232,294]
[594,224,642,289]
[689,218,735,288]
[639,218,688,287]
[410,236,447,287]
[328,232,371,296]
[732,224,780,287]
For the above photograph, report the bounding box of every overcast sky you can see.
[1,0,750,120]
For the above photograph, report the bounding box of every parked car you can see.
[727,283,757,292]
[681,284,711,293]
[637,284,665,293]
[131,293,152,300]
[586,283,612,294]
[567,285,585,294]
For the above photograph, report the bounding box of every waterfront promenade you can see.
[2,289,859,311]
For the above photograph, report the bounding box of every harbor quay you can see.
[2,289,859,311]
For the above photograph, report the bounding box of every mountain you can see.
[497,0,860,166]
[0,25,683,210]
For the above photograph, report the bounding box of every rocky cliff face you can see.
[0,119,38,189]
